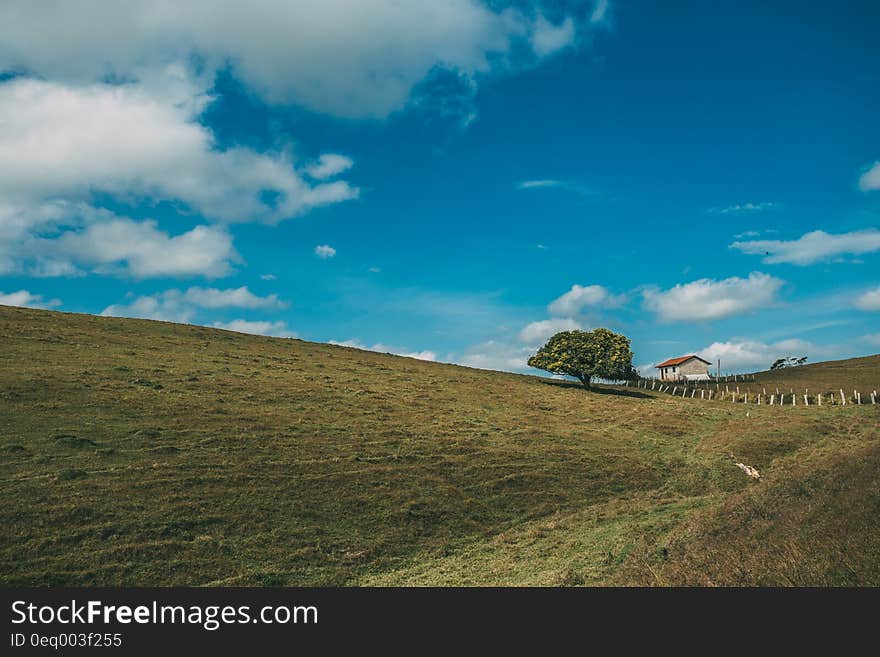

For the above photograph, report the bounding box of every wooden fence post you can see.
[840,389,846,406]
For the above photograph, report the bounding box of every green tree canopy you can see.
[527,328,636,389]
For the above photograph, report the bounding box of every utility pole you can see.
[717,358,721,379]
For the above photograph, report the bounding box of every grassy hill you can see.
[749,354,880,396]
[1,305,878,586]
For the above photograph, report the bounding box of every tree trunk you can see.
[578,375,592,390]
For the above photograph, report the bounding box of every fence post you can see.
[770,394,775,405]
[818,393,822,406]
[840,389,846,406]
[804,394,809,406]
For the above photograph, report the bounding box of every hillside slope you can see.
[1,305,878,586]
[749,354,880,394]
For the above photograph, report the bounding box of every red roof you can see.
[655,354,710,368]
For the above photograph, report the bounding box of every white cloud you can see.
[731,229,880,265]
[260,274,277,281]
[23,215,238,279]
[710,202,775,214]
[0,1,593,120]
[517,179,593,195]
[519,317,583,344]
[854,286,880,311]
[456,340,534,372]
[306,154,353,180]
[180,286,286,310]
[548,284,624,315]
[329,339,436,361]
[0,290,61,309]
[212,319,296,338]
[858,161,880,192]
[0,76,358,225]
[531,16,575,57]
[315,245,337,259]
[698,338,834,373]
[101,286,286,322]
[591,0,611,24]
[643,272,783,321]
[518,179,561,189]
[0,73,358,278]
[372,344,437,361]
[862,333,880,347]
[102,294,194,323]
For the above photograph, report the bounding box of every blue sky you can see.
[1,0,879,374]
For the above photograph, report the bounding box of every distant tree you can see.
[770,356,808,370]
[527,328,636,389]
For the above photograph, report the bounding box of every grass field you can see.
[1,305,878,586]
[750,355,880,396]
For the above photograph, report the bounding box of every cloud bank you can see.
[0,1,601,119]
[643,272,783,321]
[731,229,880,265]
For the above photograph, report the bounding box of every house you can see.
[655,354,711,381]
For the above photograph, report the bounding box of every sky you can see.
[1,0,879,376]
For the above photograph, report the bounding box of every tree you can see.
[770,356,808,370]
[527,328,636,389]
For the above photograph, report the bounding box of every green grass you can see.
[1,305,878,586]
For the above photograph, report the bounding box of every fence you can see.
[627,378,878,407]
